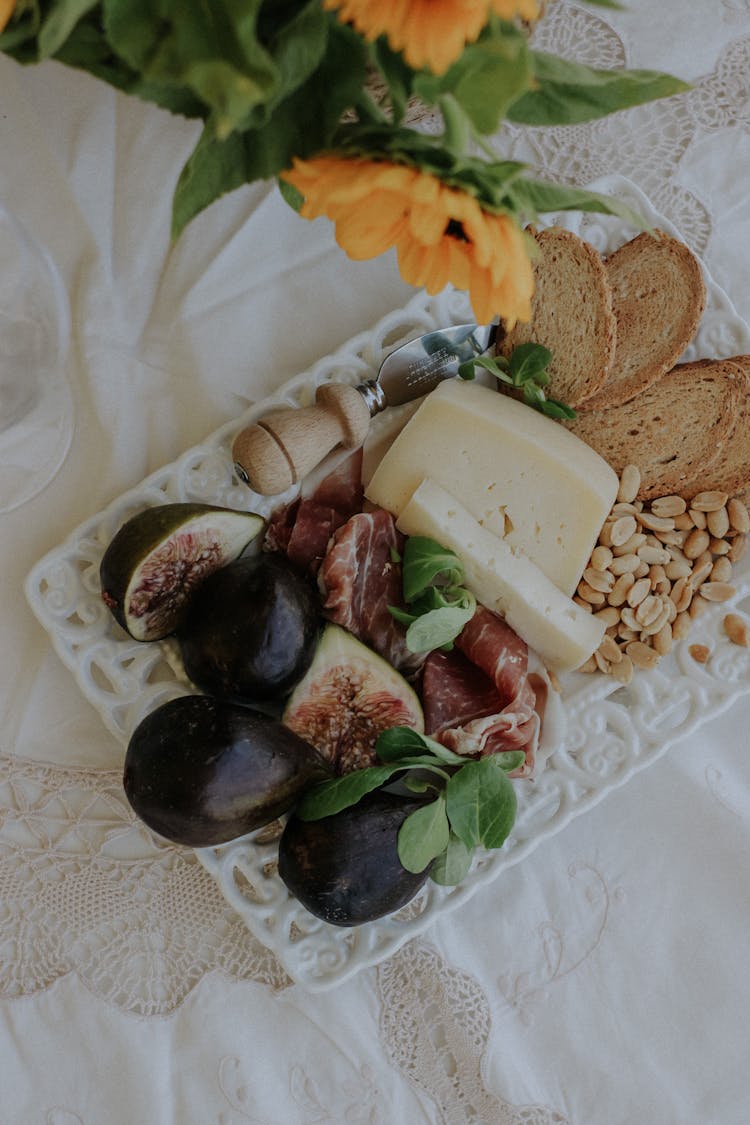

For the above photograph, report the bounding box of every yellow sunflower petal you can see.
[334,195,409,258]
[0,0,15,33]
[284,153,535,326]
[324,0,534,75]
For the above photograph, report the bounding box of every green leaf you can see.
[409,584,464,615]
[405,601,475,653]
[172,128,250,239]
[397,796,451,873]
[38,0,98,59]
[463,354,512,385]
[387,604,418,627]
[376,726,431,762]
[296,765,397,821]
[102,0,165,72]
[172,20,366,237]
[278,175,304,212]
[522,381,545,406]
[493,750,526,773]
[508,341,552,383]
[539,398,577,420]
[401,536,464,602]
[508,177,646,229]
[268,1,329,105]
[580,0,624,8]
[446,756,517,850]
[437,25,532,136]
[402,776,433,794]
[375,725,465,765]
[430,833,473,886]
[508,51,690,127]
[187,58,276,139]
[296,757,450,820]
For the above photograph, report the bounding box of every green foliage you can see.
[297,726,526,885]
[460,342,577,419]
[508,51,690,126]
[388,536,476,654]
[0,1,690,237]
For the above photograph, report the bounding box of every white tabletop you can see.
[2,3,750,1122]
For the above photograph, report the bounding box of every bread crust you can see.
[689,356,750,499]
[579,230,706,411]
[566,359,743,500]
[497,227,616,407]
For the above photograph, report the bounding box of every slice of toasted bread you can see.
[497,227,616,407]
[566,359,743,500]
[579,230,706,411]
[691,356,750,499]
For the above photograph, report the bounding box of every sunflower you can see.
[0,0,15,34]
[282,155,533,327]
[323,0,541,75]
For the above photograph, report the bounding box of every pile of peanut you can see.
[575,464,750,684]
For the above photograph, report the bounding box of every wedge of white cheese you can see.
[396,478,605,672]
[365,379,618,596]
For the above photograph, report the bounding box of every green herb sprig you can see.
[388,536,476,654]
[296,726,524,885]
[459,342,576,419]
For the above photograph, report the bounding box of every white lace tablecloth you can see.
[3,3,750,1122]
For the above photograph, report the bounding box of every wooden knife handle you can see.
[231,382,372,496]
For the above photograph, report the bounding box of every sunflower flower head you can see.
[323,0,542,75]
[282,154,533,327]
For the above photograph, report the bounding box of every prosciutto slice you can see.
[422,605,542,776]
[265,449,364,575]
[319,508,424,677]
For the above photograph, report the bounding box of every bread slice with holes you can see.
[579,230,706,411]
[566,359,744,500]
[496,226,616,407]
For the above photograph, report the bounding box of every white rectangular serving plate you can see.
[26,176,750,990]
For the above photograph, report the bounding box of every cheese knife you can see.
[232,322,497,495]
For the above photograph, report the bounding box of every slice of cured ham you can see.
[422,606,543,777]
[265,449,364,574]
[319,508,424,678]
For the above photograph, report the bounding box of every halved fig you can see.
[100,503,264,641]
[282,624,424,774]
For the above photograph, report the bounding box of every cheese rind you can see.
[396,478,605,672]
[365,379,618,596]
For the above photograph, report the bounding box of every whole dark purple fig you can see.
[278,790,432,927]
[178,552,321,703]
[124,694,331,846]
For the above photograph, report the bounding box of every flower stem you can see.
[439,94,470,154]
[354,88,390,126]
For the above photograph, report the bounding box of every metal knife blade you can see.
[357,322,497,414]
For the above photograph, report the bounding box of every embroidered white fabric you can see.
[4,4,750,1121]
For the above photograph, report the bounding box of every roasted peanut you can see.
[724,613,750,647]
[727,497,750,534]
[617,465,641,504]
[691,491,728,512]
[651,495,687,518]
